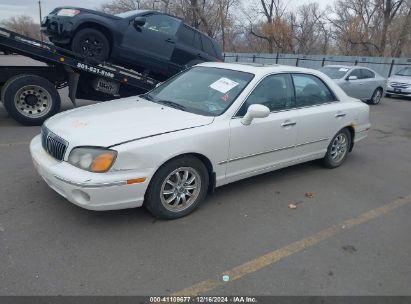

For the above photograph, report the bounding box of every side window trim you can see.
[233,72,295,118]
[291,72,339,109]
[143,13,181,36]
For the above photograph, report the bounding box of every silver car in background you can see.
[386,67,411,98]
[319,65,387,105]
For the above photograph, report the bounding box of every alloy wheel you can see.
[160,167,202,212]
[330,133,348,163]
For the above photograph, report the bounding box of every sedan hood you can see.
[45,97,214,148]
[51,7,121,19]
[388,75,411,84]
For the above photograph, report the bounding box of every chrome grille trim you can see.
[390,82,410,88]
[41,126,68,161]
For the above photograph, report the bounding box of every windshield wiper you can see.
[156,100,187,111]
[142,94,187,111]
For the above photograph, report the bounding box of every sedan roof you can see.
[324,65,378,72]
[198,62,325,76]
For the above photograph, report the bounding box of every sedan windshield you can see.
[319,67,350,79]
[395,67,411,76]
[145,67,254,116]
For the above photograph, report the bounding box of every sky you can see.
[0,0,331,22]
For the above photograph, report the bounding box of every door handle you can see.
[335,113,346,118]
[281,121,297,127]
[165,38,175,44]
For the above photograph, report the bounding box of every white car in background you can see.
[30,63,370,219]
[319,65,387,104]
[386,67,411,98]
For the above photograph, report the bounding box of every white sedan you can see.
[30,63,370,219]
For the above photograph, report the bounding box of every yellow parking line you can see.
[172,194,411,296]
[0,141,30,148]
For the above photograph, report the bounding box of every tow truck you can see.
[0,27,161,125]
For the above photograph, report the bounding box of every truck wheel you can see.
[71,28,110,62]
[1,75,61,126]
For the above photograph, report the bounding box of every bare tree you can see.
[330,0,381,55]
[101,0,172,14]
[378,0,405,55]
[292,3,330,54]
[1,15,40,40]
[246,0,291,53]
[98,0,411,56]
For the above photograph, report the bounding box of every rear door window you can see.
[201,36,217,57]
[143,14,181,36]
[177,26,194,45]
[292,74,336,107]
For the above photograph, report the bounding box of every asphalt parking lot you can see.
[1,56,411,296]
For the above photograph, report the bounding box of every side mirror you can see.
[134,16,146,27]
[347,75,358,81]
[241,104,270,125]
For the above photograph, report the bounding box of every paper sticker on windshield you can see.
[209,78,239,94]
[339,68,349,72]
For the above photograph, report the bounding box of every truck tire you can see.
[1,74,61,126]
[71,28,110,62]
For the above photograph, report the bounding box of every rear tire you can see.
[1,74,61,126]
[71,28,110,62]
[144,156,209,219]
[322,129,351,169]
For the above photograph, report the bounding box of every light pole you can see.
[38,0,44,42]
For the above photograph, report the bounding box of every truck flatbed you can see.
[0,27,161,125]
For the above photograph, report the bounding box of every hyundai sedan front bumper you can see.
[30,135,152,211]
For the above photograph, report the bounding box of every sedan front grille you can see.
[390,82,410,89]
[41,126,68,161]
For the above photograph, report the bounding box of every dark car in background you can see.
[41,8,223,80]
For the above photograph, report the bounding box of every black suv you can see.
[41,8,223,79]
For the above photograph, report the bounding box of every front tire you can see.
[145,156,209,219]
[322,129,351,168]
[369,88,383,105]
[71,28,110,62]
[1,74,61,126]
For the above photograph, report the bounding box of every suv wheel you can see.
[71,28,110,62]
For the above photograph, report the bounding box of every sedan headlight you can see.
[57,9,81,17]
[68,147,117,173]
